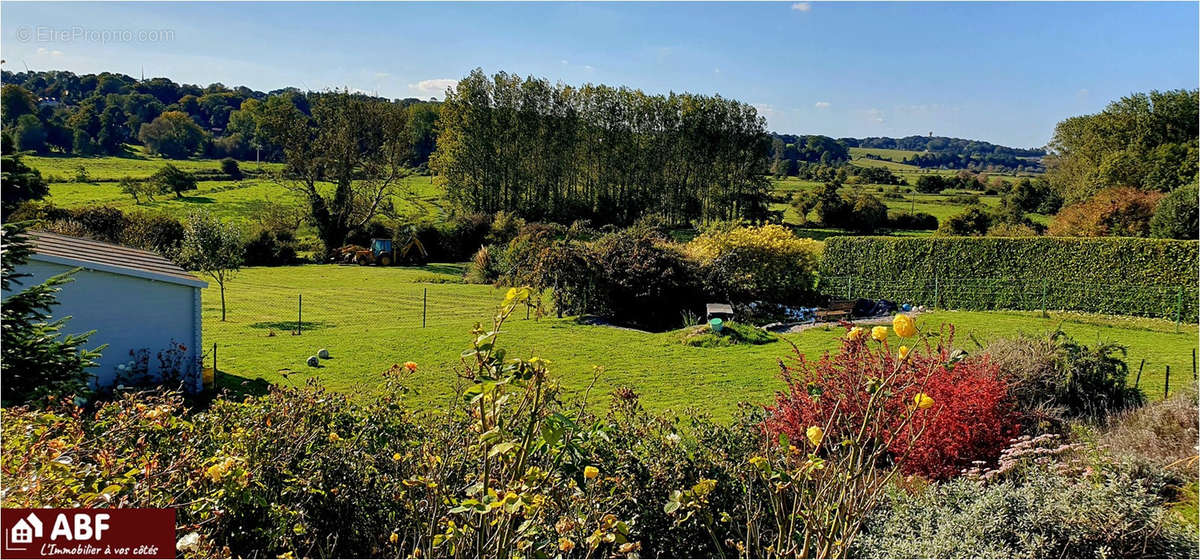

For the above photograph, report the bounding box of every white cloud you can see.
[814,101,831,109]
[35,47,64,57]
[373,72,391,78]
[408,78,457,94]
[791,3,812,12]
[863,108,885,124]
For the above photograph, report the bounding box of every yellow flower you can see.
[393,452,402,461]
[846,326,866,341]
[893,314,916,338]
[583,466,599,479]
[403,361,418,372]
[871,325,888,342]
[748,456,767,468]
[328,432,340,442]
[913,393,934,410]
[898,345,911,360]
[806,425,824,447]
[389,533,399,544]
[559,538,575,553]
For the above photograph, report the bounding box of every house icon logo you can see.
[6,512,43,550]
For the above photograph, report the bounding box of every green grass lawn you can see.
[204,265,1198,418]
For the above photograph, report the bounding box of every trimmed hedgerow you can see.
[819,236,1198,318]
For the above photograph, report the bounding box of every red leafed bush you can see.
[764,324,1020,480]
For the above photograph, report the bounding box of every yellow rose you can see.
[893,314,917,338]
[389,533,399,544]
[846,326,866,340]
[871,325,888,342]
[393,452,402,461]
[898,345,911,360]
[583,466,599,479]
[403,361,418,372]
[913,392,934,410]
[806,425,824,447]
[328,432,340,442]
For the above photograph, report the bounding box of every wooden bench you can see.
[815,299,854,322]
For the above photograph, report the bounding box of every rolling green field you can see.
[46,176,445,224]
[33,152,1044,241]
[26,153,286,182]
[203,265,1199,418]
[768,177,1051,228]
[33,153,448,242]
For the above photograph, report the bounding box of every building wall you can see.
[5,260,203,391]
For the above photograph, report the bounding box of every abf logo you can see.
[4,511,110,552]
[10,513,43,545]
[1,508,175,559]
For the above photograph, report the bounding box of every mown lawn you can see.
[203,265,1198,418]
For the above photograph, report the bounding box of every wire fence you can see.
[820,276,1199,322]
[203,280,510,335]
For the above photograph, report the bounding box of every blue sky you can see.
[2,2,1196,147]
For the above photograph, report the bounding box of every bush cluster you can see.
[685,224,822,305]
[13,203,188,259]
[987,331,1143,425]
[477,223,824,329]
[10,202,302,267]
[887,211,939,230]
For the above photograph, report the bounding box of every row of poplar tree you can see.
[431,69,773,226]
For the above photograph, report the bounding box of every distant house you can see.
[3,232,207,392]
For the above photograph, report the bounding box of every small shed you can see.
[5,232,208,392]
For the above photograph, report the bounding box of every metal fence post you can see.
[1041,280,1048,318]
[1135,358,1144,389]
[297,293,303,335]
[1175,287,1183,333]
[934,275,939,310]
[1164,365,1170,399]
[422,288,427,328]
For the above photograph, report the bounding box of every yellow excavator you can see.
[354,236,428,266]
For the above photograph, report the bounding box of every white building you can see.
[5,232,207,392]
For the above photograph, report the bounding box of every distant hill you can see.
[769,133,1044,174]
[840,135,1045,172]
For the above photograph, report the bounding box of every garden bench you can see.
[815,299,854,322]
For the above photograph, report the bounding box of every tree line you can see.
[0,70,439,168]
[431,69,772,226]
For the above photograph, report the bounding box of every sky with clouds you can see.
[2,1,1196,147]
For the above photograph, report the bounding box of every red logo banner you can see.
[1,509,175,559]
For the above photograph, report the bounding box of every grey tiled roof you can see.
[29,231,206,287]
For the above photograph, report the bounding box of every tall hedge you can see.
[819,237,1199,319]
